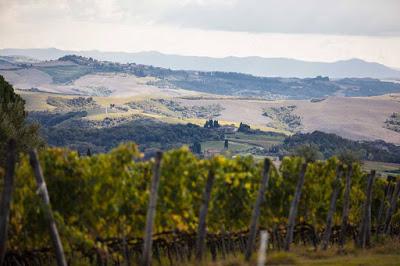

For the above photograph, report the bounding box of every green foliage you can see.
[338,148,362,165]
[292,144,323,163]
[1,142,383,254]
[46,96,99,111]
[0,75,41,166]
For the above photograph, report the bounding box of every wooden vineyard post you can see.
[357,170,375,248]
[365,170,376,247]
[376,176,394,236]
[257,231,268,266]
[284,162,308,251]
[123,235,131,266]
[141,151,162,266]
[195,168,215,262]
[339,164,353,250]
[245,158,271,261]
[0,140,17,265]
[321,166,343,250]
[383,178,400,234]
[29,150,67,266]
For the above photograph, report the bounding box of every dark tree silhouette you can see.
[0,75,41,166]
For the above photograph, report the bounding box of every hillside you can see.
[1,48,400,79]
[1,55,400,100]
[1,54,399,146]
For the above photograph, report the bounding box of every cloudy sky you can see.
[1,0,400,67]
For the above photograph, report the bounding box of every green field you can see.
[201,131,286,156]
[362,160,400,176]
[225,132,286,149]
[176,242,400,266]
[201,140,253,153]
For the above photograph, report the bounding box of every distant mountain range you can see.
[1,48,400,79]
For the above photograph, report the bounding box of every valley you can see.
[1,54,399,159]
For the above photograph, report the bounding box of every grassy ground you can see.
[179,242,400,266]
[298,254,400,265]
[173,253,400,266]
[201,131,286,156]
[225,132,286,149]
[64,240,400,266]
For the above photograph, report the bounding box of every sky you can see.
[1,0,400,68]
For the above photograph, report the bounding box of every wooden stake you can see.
[383,178,400,234]
[257,231,268,266]
[245,159,271,261]
[141,151,162,266]
[195,168,215,261]
[123,234,131,266]
[357,170,375,248]
[0,139,16,265]
[321,166,343,250]
[376,177,394,236]
[284,162,308,251]
[29,149,67,266]
[339,164,353,249]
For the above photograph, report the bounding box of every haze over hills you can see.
[1,48,400,79]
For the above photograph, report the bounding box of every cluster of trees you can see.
[204,119,220,128]
[46,96,98,111]
[190,141,202,154]
[263,105,302,132]
[28,111,88,127]
[30,113,225,154]
[385,112,400,133]
[275,131,400,163]
[238,122,251,133]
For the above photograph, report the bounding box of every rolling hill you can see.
[1,54,399,146]
[1,54,400,100]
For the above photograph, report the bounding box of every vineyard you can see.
[1,142,400,265]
